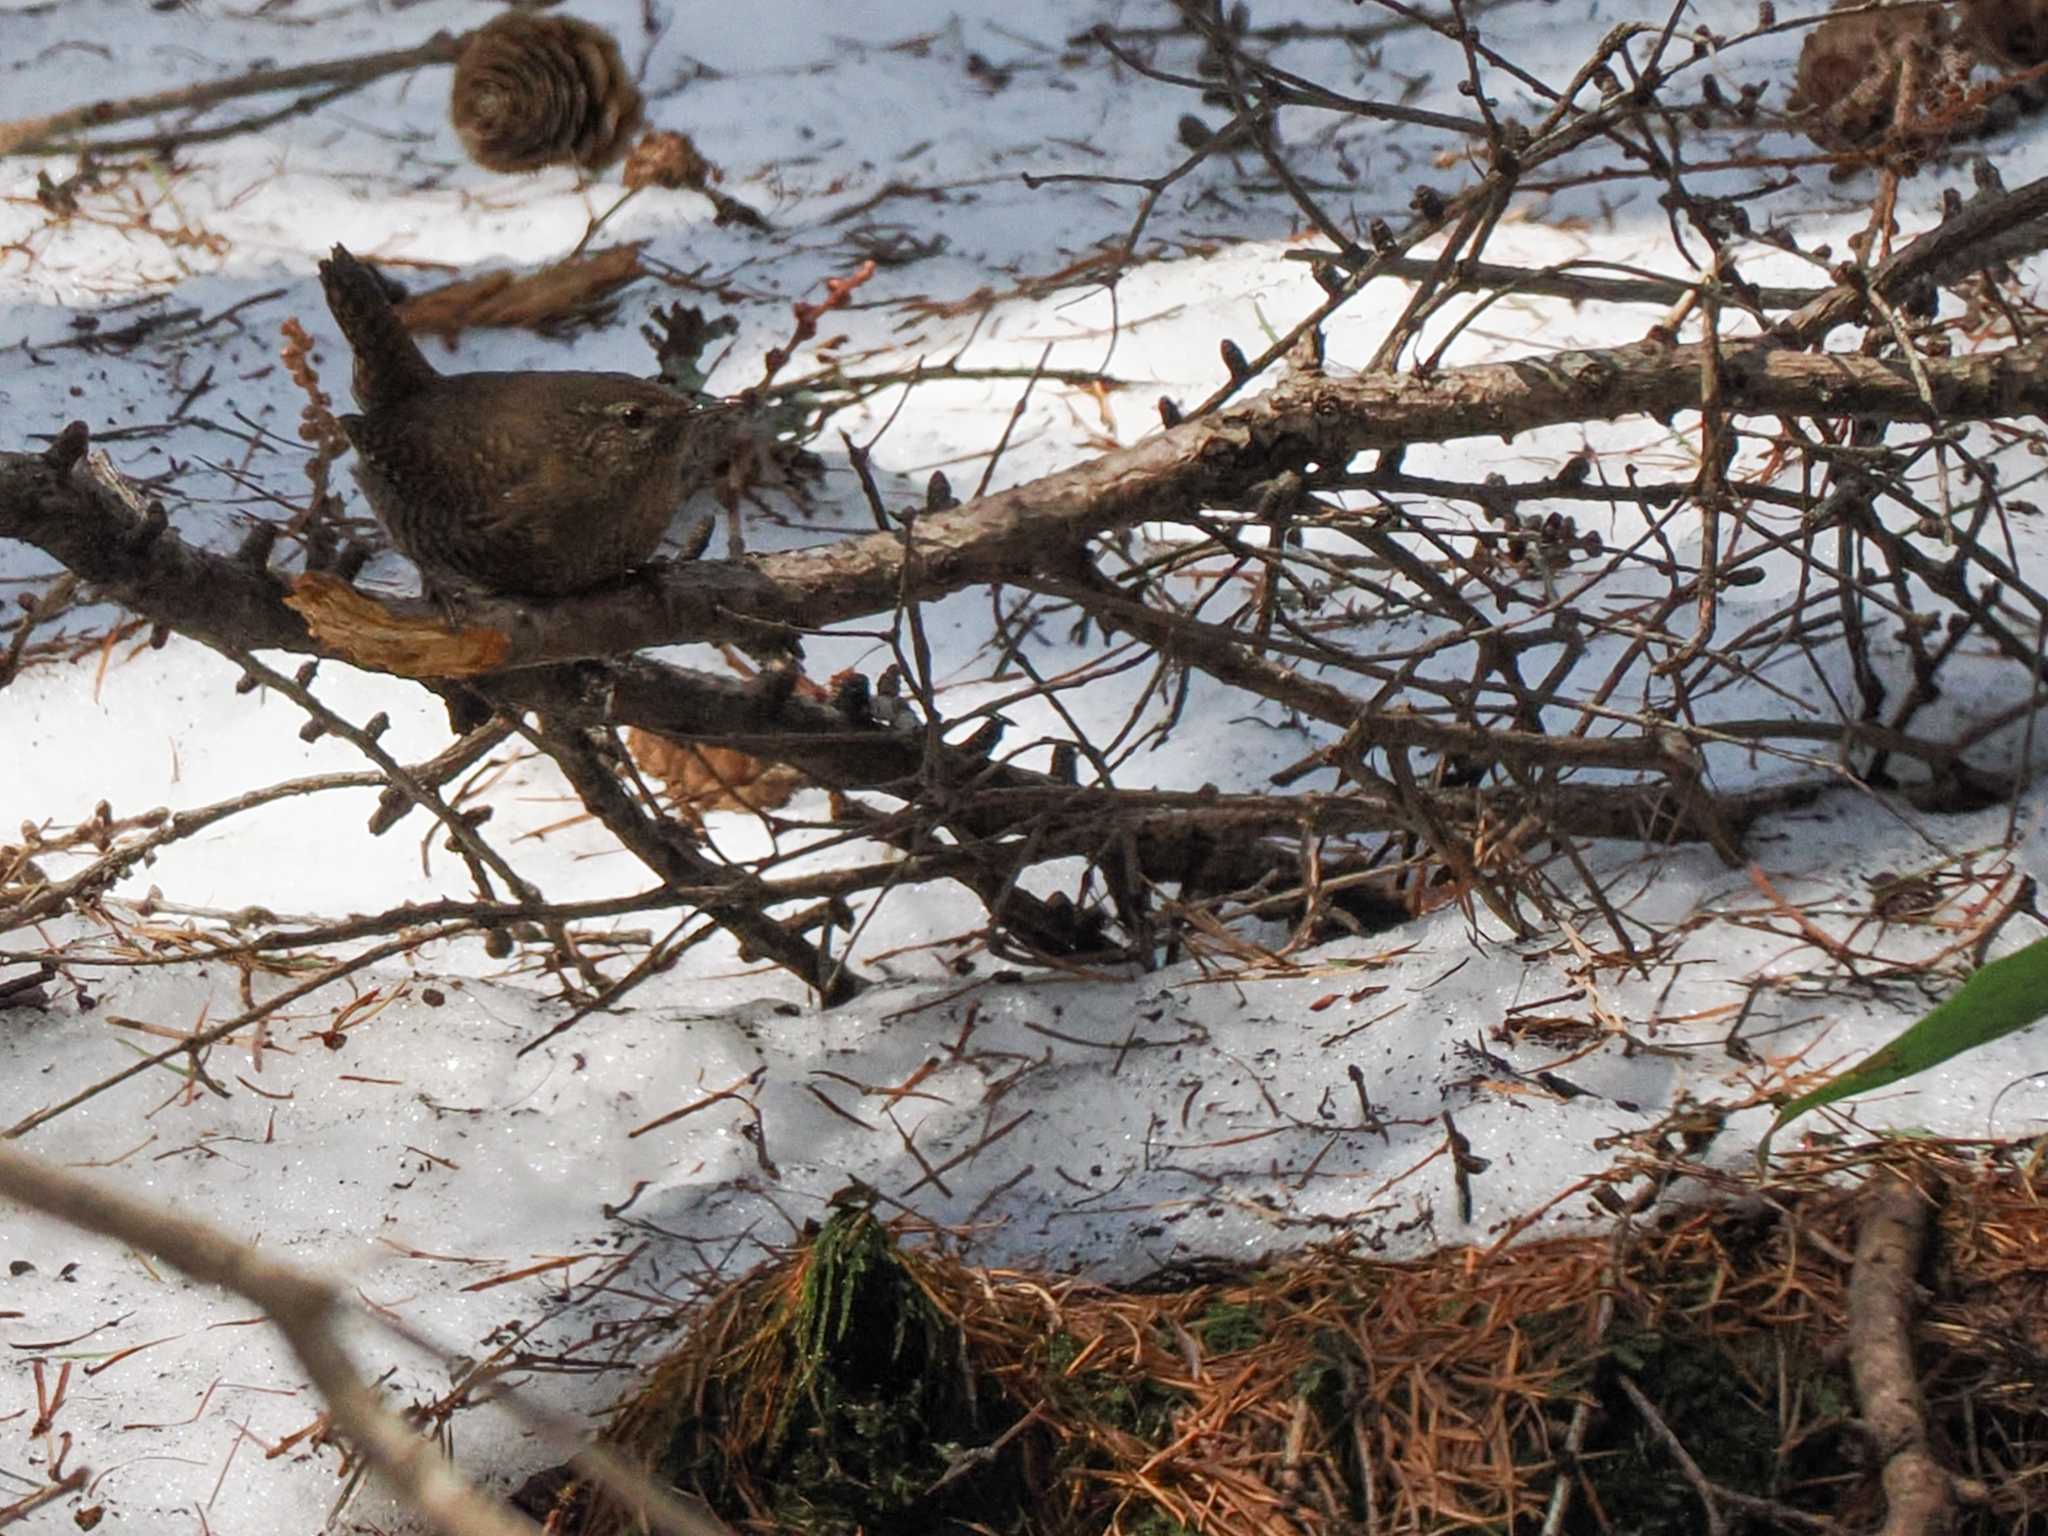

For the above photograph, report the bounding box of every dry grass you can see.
[527,1137,2048,1536]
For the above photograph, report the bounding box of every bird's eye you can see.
[616,404,648,429]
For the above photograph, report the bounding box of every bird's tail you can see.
[317,245,438,411]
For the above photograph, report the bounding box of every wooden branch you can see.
[0,33,469,156]
[5,929,467,1140]
[0,425,1836,863]
[0,1142,537,1536]
[1614,1373,1730,1536]
[1026,566,1682,775]
[1784,173,2048,344]
[1286,249,1831,310]
[0,438,1679,791]
[0,1141,736,1536]
[523,717,866,1005]
[1,431,310,654]
[1284,175,2048,327]
[3,768,386,931]
[16,313,2048,683]
[498,659,1827,847]
[284,332,2048,670]
[1848,1172,1954,1536]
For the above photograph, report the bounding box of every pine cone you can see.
[1788,3,1974,153]
[450,11,643,174]
[1958,0,2048,68]
[621,129,713,191]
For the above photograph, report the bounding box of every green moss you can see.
[1038,1324,1192,1535]
[1125,1509,1201,1536]
[1044,1335,1186,1443]
[663,1208,1024,1536]
[1194,1301,1264,1355]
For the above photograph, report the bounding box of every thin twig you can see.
[0,32,469,156]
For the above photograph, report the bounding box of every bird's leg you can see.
[676,511,717,562]
[722,491,746,561]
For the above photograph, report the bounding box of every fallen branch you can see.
[14,328,2048,683]
[0,1140,536,1536]
[0,33,469,157]
[522,716,865,1005]
[0,1140,736,1536]
[1848,1172,1954,1536]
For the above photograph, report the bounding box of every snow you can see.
[5,0,2048,1529]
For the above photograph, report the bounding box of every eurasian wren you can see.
[318,244,725,600]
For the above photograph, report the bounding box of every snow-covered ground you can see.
[6,0,2048,1529]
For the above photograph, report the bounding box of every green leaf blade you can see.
[1769,935,2048,1138]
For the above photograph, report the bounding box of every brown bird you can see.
[317,244,725,601]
